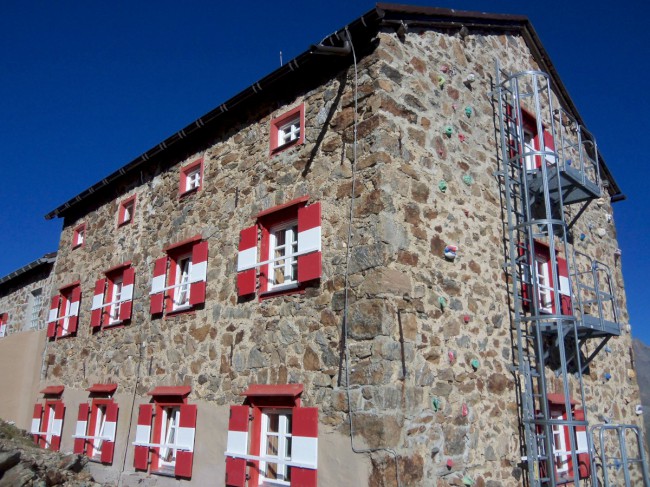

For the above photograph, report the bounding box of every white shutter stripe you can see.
[75,420,87,437]
[298,226,321,254]
[121,283,134,301]
[559,276,570,296]
[291,435,318,469]
[237,247,257,272]
[31,418,41,434]
[151,275,166,294]
[135,424,151,443]
[189,261,207,284]
[52,419,63,436]
[103,421,117,442]
[226,430,248,455]
[91,294,104,310]
[176,426,195,451]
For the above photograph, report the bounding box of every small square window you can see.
[118,195,137,227]
[72,223,86,249]
[270,104,305,155]
[179,158,204,196]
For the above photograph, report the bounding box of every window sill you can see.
[179,187,199,199]
[165,306,195,318]
[151,467,176,478]
[270,140,301,157]
[259,284,305,301]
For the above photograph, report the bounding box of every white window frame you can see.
[122,200,134,224]
[61,292,72,334]
[277,118,301,147]
[92,405,107,459]
[259,408,292,486]
[108,277,124,325]
[523,129,536,171]
[29,289,43,330]
[268,221,298,292]
[535,257,553,313]
[158,406,181,469]
[552,413,569,474]
[173,253,192,311]
[45,404,56,449]
[186,168,201,192]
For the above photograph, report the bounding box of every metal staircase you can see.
[493,64,645,486]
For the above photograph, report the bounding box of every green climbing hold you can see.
[462,476,475,486]
[438,75,446,89]
[432,397,440,412]
[438,296,447,309]
[438,180,448,192]
[471,359,480,370]
[465,106,473,118]
[444,126,453,137]
[462,174,474,185]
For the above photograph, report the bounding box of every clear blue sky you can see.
[2,2,649,342]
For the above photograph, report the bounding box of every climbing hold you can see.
[462,476,475,486]
[463,74,476,85]
[444,245,458,260]
[458,133,466,142]
[463,209,470,217]
[432,397,441,412]
[604,372,612,381]
[452,103,458,111]
[614,248,622,258]
[606,213,613,223]
[448,350,456,364]
[462,403,468,417]
[439,296,447,309]
[440,65,450,73]
[465,106,473,118]
[636,405,643,415]
[462,174,474,186]
[614,459,622,470]
[446,458,454,469]
[471,359,480,370]
[444,125,453,137]
[463,314,471,323]
[438,180,448,192]
[438,75,446,89]
[579,233,586,241]
[604,345,612,353]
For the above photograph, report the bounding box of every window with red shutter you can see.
[72,223,86,249]
[72,384,119,465]
[117,194,137,227]
[179,157,204,196]
[0,312,8,337]
[269,104,305,155]
[31,386,65,451]
[91,263,135,331]
[47,283,81,340]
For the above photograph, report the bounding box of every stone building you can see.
[0,4,646,487]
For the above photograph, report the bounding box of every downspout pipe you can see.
[310,40,351,56]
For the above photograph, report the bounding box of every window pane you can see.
[268,414,279,433]
[266,462,278,480]
[266,435,279,456]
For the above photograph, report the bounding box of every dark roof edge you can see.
[0,252,57,287]
[44,4,622,220]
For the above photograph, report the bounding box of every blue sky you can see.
[2,1,649,342]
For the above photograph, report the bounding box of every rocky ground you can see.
[0,420,109,486]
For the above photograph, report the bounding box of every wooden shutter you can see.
[100,402,119,464]
[46,295,60,338]
[189,241,208,306]
[119,267,135,322]
[574,409,590,479]
[175,404,197,478]
[73,403,90,454]
[134,404,153,470]
[297,203,322,284]
[90,278,106,330]
[150,257,168,314]
[534,128,556,167]
[291,407,319,487]
[237,227,257,296]
[67,286,81,334]
[557,257,573,316]
[31,403,43,446]
[225,405,250,487]
[50,401,65,451]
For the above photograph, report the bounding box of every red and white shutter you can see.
[150,257,168,314]
[0,313,7,337]
[297,202,322,284]
[225,405,250,487]
[134,404,153,470]
[175,404,197,478]
[31,403,43,446]
[291,407,319,487]
[119,267,135,321]
[100,402,119,464]
[237,227,257,297]
[189,241,208,306]
[67,286,81,334]
[574,409,590,479]
[73,403,90,454]
[557,257,573,316]
[90,279,106,330]
[50,402,65,451]
[534,129,556,167]
[47,295,60,338]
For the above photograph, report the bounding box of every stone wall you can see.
[37,24,643,487]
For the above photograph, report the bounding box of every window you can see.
[118,195,137,227]
[179,158,204,196]
[47,283,81,339]
[31,386,65,451]
[150,237,208,315]
[0,313,7,337]
[522,242,572,315]
[535,255,553,313]
[133,386,196,479]
[237,197,321,298]
[91,263,135,330]
[270,104,305,155]
[73,384,118,464]
[225,384,318,487]
[72,223,86,249]
[28,289,43,330]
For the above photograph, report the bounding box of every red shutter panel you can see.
[225,405,250,487]
[67,286,81,334]
[47,295,60,338]
[50,402,65,451]
[100,402,119,464]
[237,226,258,297]
[175,404,197,479]
[134,404,153,470]
[90,278,106,330]
[150,257,168,314]
[557,257,573,316]
[291,407,319,487]
[574,409,590,479]
[31,403,43,446]
[73,403,90,454]
[189,241,208,306]
[297,203,322,284]
[533,129,556,167]
[119,267,135,322]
